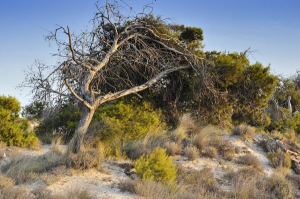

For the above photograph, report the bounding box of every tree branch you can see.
[95,65,190,107]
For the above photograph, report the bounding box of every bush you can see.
[164,142,182,156]
[171,114,195,141]
[203,146,218,158]
[92,100,166,142]
[67,143,105,170]
[0,95,40,148]
[266,172,295,199]
[123,133,168,160]
[218,140,236,161]
[233,123,256,141]
[135,147,177,184]
[192,130,209,150]
[237,154,263,171]
[184,146,199,161]
[268,148,291,169]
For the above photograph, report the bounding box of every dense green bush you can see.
[0,95,39,148]
[92,100,166,142]
[269,112,300,134]
[135,147,177,184]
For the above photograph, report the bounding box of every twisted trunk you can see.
[67,106,95,154]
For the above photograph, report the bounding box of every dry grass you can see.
[51,188,93,199]
[0,144,65,184]
[233,123,256,141]
[123,133,168,160]
[225,167,295,199]
[184,146,199,161]
[192,125,224,150]
[118,179,136,193]
[192,130,210,150]
[218,140,236,161]
[164,141,182,156]
[122,140,150,160]
[203,146,218,158]
[0,174,14,190]
[237,154,263,171]
[67,144,104,170]
[0,186,33,199]
[171,114,196,142]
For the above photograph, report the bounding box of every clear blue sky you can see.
[1,0,300,107]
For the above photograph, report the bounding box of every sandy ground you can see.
[0,134,276,198]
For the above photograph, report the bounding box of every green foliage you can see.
[0,95,39,148]
[35,103,82,143]
[269,112,300,134]
[92,100,165,142]
[267,148,291,169]
[22,101,46,120]
[135,147,177,184]
[232,63,278,126]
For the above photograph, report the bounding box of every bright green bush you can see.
[92,100,166,142]
[0,95,39,148]
[135,147,177,184]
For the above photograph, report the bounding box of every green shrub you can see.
[0,95,40,148]
[92,100,166,142]
[35,103,82,143]
[135,147,176,184]
[268,112,300,134]
[268,148,291,168]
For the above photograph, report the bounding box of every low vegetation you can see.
[135,147,177,184]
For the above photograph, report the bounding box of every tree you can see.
[23,1,207,153]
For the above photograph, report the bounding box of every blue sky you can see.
[0,0,300,107]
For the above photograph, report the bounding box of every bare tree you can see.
[23,1,207,153]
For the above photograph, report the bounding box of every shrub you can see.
[164,141,182,156]
[184,146,199,161]
[233,123,256,141]
[237,154,263,170]
[35,103,82,144]
[92,100,166,142]
[176,166,222,198]
[171,114,195,141]
[218,140,236,161]
[192,130,209,150]
[203,146,218,158]
[266,172,295,199]
[268,148,291,168]
[1,145,65,184]
[123,133,168,160]
[135,147,177,184]
[67,143,104,170]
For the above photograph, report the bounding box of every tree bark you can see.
[67,106,95,154]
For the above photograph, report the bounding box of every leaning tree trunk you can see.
[67,106,95,154]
